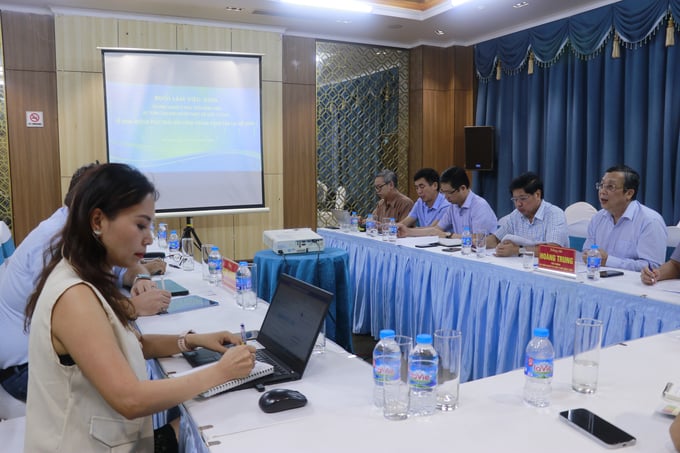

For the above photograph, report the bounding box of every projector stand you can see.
[181,217,203,249]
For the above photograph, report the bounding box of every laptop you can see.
[331,209,351,225]
[182,273,332,389]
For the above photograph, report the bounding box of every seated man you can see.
[399,166,496,238]
[371,169,414,224]
[0,164,170,405]
[488,172,569,256]
[641,241,680,285]
[396,168,450,233]
[582,164,666,271]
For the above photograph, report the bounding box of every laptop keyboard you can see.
[255,350,289,375]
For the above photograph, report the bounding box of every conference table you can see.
[317,228,680,383]
[133,264,680,452]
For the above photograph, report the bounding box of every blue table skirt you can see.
[254,248,353,352]
[319,229,680,382]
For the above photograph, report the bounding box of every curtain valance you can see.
[475,0,680,80]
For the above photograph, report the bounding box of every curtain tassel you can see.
[612,32,620,59]
[667,17,675,47]
[496,60,501,80]
[527,51,534,75]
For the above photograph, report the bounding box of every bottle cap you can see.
[533,327,549,338]
[171,230,177,234]
[416,333,432,344]
[211,246,218,251]
[379,329,396,340]
[463,226,470,231]
[591,244,599,249]
[239,261,248,266]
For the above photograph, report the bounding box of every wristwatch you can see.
[177,330,196,352]
[519,246,526,256]
[445,232,452,239]
[133,273,151,287]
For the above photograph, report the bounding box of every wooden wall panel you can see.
[2,11,60,242]
[5,69,60,242]
[57,71,107,175]
[117,20,177,49]
[282,36,316,229]
[2,11,55,72]
[177,24,232,52]
[232,30,283,83]
[282,83,316,229]
[55,16,117,72]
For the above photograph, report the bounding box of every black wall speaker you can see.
[464,126,495,171]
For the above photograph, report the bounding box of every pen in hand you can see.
[648,263,656,284]
[240,323,247,343]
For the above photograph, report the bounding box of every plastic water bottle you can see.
[366,214,377,237]
[208,246,222,286]
[235,261,256,310]
[387,218,397,243]
[408,333,438,416]
[372,329,400,408]
[168,229,180,253]
[461,226,472,255]
[523,327,554,407]
[157,223,168,249]
[350,211,359,232]
[587,244,601,281]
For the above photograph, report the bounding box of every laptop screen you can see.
[257,273,332,375]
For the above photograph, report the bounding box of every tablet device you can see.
[159,279,189,296]
[164,295,218,314]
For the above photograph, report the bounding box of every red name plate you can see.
[537,245,576,274]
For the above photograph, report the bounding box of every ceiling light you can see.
[224,6,244,12]
[512,2,529,8]
[435,29,445,36]
[451,0,471,6]
[281,0,373,13]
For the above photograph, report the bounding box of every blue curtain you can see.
[473,0,680,224]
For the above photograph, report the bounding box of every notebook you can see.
[183,273,332,389]
[158,279,189,296]
[172,360,274,398]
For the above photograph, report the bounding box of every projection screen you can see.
[102,48,265,215]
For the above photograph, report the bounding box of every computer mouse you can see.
[258,388,307,413]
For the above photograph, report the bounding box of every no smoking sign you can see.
[26,111,44,128]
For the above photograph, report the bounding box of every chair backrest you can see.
[667,226,680,249]
[565,202,597,225]
[0,221,14,265]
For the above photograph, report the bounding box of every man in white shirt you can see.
[488,171,569,256]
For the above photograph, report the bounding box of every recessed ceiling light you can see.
[451,0,471,6]
[336,19,352,24]
[225,6,244,12]
[435,29,445,36]
[513,2,529,8]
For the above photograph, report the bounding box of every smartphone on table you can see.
[559,408,636,448]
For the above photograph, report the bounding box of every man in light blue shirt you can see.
[488,172,569,256]
[397,168,450,234]
[583,164,666,271]
[399,166,497,238]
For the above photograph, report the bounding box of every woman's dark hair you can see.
[25,163,158,329]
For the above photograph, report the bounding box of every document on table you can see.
[655,280,680,294]
[501,234,537,246]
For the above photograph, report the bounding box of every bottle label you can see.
[408,361,437,389]
[373,357,399,384]
[524,356,553,378]
[389,225,397,235]
[462,236,472,247]
[587,256,601,269]
[237,276,252,291]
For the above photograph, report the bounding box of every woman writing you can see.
[24,163,255,451]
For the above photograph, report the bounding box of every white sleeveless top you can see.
[25,259,153,452]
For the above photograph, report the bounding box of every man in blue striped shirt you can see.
[488,172,569,256]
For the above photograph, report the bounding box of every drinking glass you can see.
[474,230,487,258]
[181,238,194,271]
[522,251,535,270]
[383,335,412,420]
[572,318,603,393]
[434,329,462,411]
[200,243,215,280]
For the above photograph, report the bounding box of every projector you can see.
[263,228,325,255]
